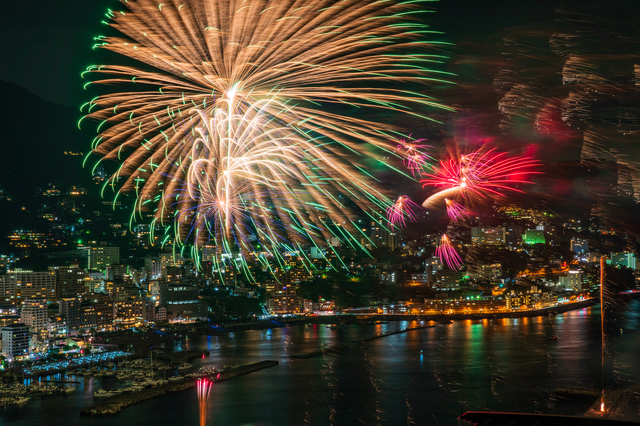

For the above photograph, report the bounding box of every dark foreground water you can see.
[3,301,640,426]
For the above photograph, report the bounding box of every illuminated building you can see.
[611,252,636,270]
[433,270,462,290]
[113,299,145,325]
[523,230,545,245]
[504,224,523,251]
[47,316,67,339]
[1,323,29,362]
[89,294,114,328]
[20,298,48,336]
[59,298,81,333]
[471,227,505,246]
[559,270,583,291]
[80,304,98,329]
[571,238,589,255]
[159,252,185,268]
[0,271,56,305]
[54,267,87,298]
[86,246,120,271]
[159,283,207,322]
[268,283,301,314]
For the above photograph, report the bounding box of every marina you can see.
[80,360,279,415]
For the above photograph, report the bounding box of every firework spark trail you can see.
[81,0,454,266]
[386,195,420,229]
[435,234,463,270]
[173,100,390,268]
[445,198,468,221]
[396,139,431,178]
[420,148,539,207]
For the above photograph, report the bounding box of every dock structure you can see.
[290,343,348,359]
[80,360,279,416]
[353,324,436,344]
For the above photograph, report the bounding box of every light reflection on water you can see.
[2,301,639,425]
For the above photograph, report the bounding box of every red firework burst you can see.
[420,148,539,200]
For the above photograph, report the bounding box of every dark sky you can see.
[0,0,558,107]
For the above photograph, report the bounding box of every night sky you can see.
[1,0,639,235]
[0,0,558,107]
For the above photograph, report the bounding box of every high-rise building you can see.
[88,294,114,328]
[54,267,87,298]
[20,299,48,336]
[80,304,98,329]
[559,270,583,291]
[504,224,524,251]
[86,246,120,271]
[159,252,185,268]
[571,238,589,255]
[611,252,636,270]
[159,283,208,321]
[144,255,162,279]
[471,227,505,246]
[105,264,126,281]
[1,323,29,362]
[59,298,81,332]
[0,271,56,305]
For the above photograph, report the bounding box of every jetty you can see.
[353,324,436,344]
[80,360,278,416]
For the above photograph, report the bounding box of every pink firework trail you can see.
[435,234,463,270]
[396,139,430,177]
[445,198,468,221]
[386,195,420,229]
[420,148,539,200]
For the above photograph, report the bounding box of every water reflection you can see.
[1,302,639,425]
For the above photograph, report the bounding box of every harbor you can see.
[80,360,279,415]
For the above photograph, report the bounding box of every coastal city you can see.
[2,0,640,423]
[0,179,637,367]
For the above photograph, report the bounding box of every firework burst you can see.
[81,0,453,267]
[421,148,539,212]
[396,139,431,178]
[386,195,420,229]
[444,198,468,221]
[435,234,463,270]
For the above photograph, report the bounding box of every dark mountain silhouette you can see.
[0,80,92,200]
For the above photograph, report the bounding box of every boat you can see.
[94,389,111,398]
[10,396,30,405]
[329,323,347,330]
[177,362,193,371]
[62,387,76,394]
[107,389,123,397]
[168,376,184,382]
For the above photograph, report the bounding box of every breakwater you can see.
[80,360,278,416]
[354,324,437,344]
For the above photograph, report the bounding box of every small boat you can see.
[168,376,185,382]
[107,389,123,396]
[329,323,347,330]
[94,389,111,398]
[177,362,193,371]
[11,396,30,405]
[62,387,76,394]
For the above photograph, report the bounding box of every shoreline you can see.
[220,299,597,330]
